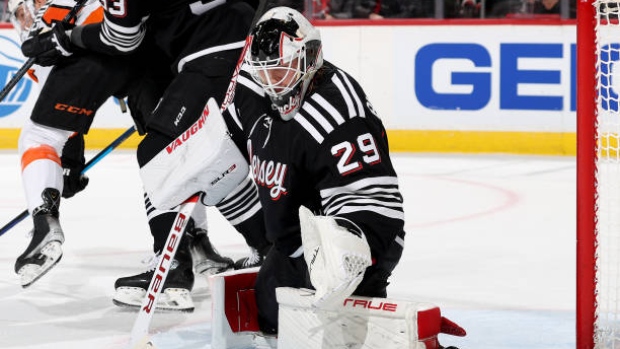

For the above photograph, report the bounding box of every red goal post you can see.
[577,0,620,348]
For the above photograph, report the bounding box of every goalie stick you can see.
[0,0,89,102]
[0,126,136,237]
[126,194,200,349]
[219,0,269,112]
[125,2,269,348]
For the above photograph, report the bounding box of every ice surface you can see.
[0,151,576,348]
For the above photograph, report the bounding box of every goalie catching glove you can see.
[21,22,75,66]
[299,206,372,309]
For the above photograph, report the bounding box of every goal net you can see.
[578,0,620,348]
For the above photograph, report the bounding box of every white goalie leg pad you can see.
[299,206,372,309]
[209,267,262,349]
[141,98,249,210]
[276,287,466,349]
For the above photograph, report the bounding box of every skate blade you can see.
[113,287,195,312]
[18,241,63,288]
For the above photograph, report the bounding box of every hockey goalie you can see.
[139,5,467,348]
[205,7,466,348]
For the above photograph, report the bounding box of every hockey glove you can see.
[21,22,74,66]
[62,166,89,198]
[61,133,88,198]
[299,206,372,310]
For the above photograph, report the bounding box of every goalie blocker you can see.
[140,98,249,210]
[208,269,466,349]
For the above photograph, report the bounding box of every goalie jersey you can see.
[224,61,406,259]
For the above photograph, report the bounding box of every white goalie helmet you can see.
[8,0,37,42]
[246,7,323,120]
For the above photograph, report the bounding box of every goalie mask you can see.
[246,7,323,121]
[8,0,37,42]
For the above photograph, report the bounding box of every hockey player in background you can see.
[19,0,272,310]
[220,7,406,334]
[47,0,270,266]
[7,0,150,288]
[10,0,263,311]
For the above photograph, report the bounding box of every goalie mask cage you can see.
[578,0,620,348]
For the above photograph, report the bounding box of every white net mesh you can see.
[596,2,620,347]
[343,254,371,278]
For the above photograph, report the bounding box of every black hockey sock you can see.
[148,211,192,265]
[227,210,271,255]
[214,177,272,254]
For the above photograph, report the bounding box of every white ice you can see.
[0,150,576,349]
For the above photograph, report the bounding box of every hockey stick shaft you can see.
[0,0,88,102]
[0,126,136,237]
[220,0,269,112]
[83,125,136,172]
[126,195,200,349]
[0,58,36,103]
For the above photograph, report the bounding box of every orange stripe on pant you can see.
[21,145,61,171]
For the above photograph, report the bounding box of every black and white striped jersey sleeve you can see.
[292,68,372,145]
[75,2,150,55]
[316,168,405,255]
[319,176,404,222]
[98,15,148,53]
[215,176,263,226]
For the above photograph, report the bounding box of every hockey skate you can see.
[187,220,234,276]
[15,188,64,288]
[113,237,195,312]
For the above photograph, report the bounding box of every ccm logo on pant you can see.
[54,103,94,116]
